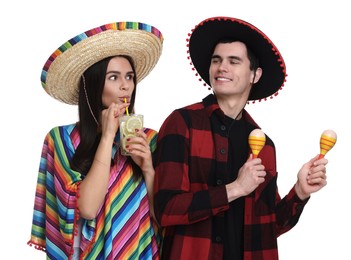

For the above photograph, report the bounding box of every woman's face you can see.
[102,56,135,107]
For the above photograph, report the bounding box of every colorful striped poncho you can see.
[28,123,161,259]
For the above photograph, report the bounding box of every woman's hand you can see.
[100,102,129,140]
[128,130,153,173]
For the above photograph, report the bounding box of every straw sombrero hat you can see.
[187,16,286,102]
[41,22,163,105]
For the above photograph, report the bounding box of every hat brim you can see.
[41,22,163,105]
[188,17,286,101]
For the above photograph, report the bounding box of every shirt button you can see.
[216,236,221,242]
[216,179,222,185]
[220,148,226,154]
[220,125,226,131]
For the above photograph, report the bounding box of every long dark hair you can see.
[70,55,141,179]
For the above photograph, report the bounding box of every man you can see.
[154,17,328,260]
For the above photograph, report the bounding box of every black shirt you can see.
[222,114,255,260]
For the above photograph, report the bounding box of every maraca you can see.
[319,129,337,159]
[248,129,266,158]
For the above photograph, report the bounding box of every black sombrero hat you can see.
[187,16,287,102]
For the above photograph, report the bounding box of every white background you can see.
[1,0,349,259]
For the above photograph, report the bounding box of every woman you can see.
[28,21,163,260]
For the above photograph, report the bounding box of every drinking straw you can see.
[124,98,129,116]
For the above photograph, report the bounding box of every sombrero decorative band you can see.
[186,16,287,102]
[41,21,163,105]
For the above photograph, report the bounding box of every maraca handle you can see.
[318,154,325,159]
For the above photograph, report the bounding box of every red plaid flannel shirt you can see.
[154,94,308,260]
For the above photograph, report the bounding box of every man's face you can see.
[209,41,260,100]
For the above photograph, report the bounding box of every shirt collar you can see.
[202,93,223,118]
[202,93,258,127]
